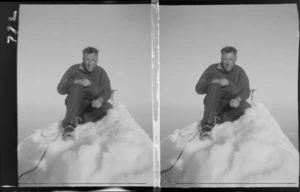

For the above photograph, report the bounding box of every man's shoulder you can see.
[95,65,108,74]
[201,63,218,74]
[206,63,219,71]
[68,63,81,70]
[95,65,103,70]
[210,63,219,68]
[234,64,247,74]
[62,64,81,74]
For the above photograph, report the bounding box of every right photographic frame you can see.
[160,3,299,188]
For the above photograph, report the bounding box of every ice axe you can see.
[111,89,117,102]
[250,89,257,101]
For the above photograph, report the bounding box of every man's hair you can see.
[221,46,238,55]
[82,47,99,55]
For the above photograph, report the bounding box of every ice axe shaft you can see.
[250,89,257,101]
[111,89,117,102]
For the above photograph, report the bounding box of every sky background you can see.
[160,4,299,150]
[18,4,152,142]
[18,4,299,151]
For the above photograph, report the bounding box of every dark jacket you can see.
[195,63,250,101]
[57,64,111,101]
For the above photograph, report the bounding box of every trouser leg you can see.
[202,84,223,125]
[83,101,113,123]
[63,84,86,126]
[222,100,251,122]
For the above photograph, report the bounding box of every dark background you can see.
[0,0,299,191]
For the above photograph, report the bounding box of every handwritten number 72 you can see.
[7,11,18,44]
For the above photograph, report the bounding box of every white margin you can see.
[151,0,160,190]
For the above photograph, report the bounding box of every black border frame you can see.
[0,1,299,191]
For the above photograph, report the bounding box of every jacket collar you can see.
[217,63,225,72]
[217,62,235,74]
[78,63,99,74]
[79,63,85,71]
[217,63,223,71]
[78,63,93,74]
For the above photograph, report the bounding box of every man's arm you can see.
[57,67,74,95]
[85,68,112,102]
[227,68,250,102]
[195,66,212,94]
[236,69,250,101]
[97,69,112,101]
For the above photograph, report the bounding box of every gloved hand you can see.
[230,97,241,108]
[92,97,103,108]
[212,78,229,87]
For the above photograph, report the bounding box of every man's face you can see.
[83,53,98,72]
[221,52,237,72]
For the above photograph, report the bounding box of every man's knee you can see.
[203,84,222,104]
[83,101,112,123]
[222,101,250,122]
[65,84,85,105]
[95,101,113,119]
[207,83,222,93]
[69,84,84,93]
[88,101,112,115]
[101,101,113,111]
[239,100,251,111]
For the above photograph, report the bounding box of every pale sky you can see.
[160,4,299,149]
[18,4,152,142]
[18,4,299,150]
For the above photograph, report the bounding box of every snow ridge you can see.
[18,104,153,186]
[161,102,299,188]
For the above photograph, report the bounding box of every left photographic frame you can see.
[17,3,154,188]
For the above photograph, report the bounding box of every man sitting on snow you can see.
[195,46,251,139]
[57,47,112,140]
